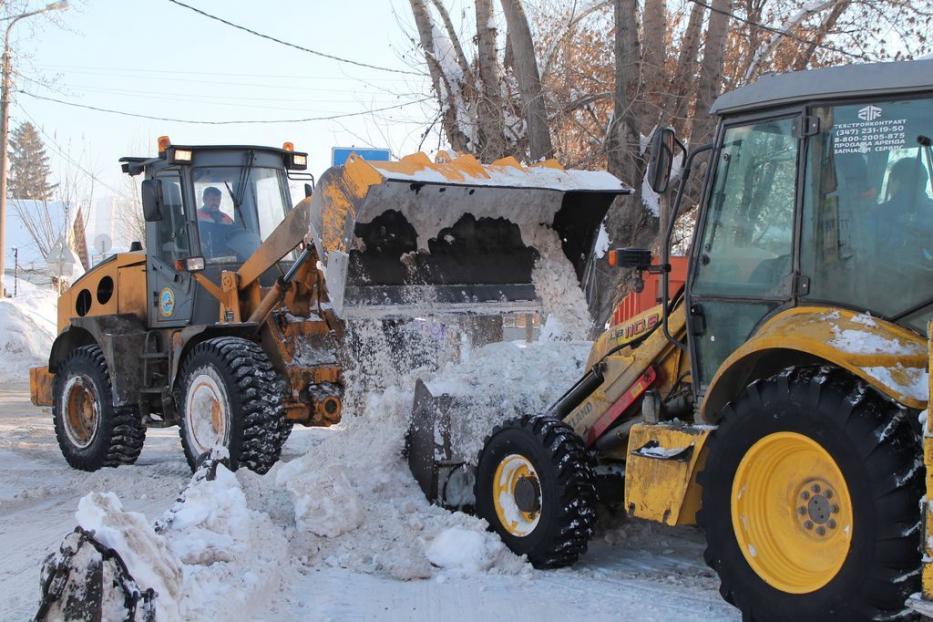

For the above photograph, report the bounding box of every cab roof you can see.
[119,144,306,176]
[710,59,933,116]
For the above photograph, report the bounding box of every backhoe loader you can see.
[409,58,933,620]
[29,138,626,475]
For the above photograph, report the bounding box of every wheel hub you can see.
[492,454,542,537]
[514,475,541,513]
[731,431,853,594]
[185,369,230,455]
[63,375,100,449]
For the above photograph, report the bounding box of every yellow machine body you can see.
[561,300,928,528]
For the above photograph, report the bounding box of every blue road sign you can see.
[331,147,392,166]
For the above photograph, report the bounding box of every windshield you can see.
[192,166,291,263]
[801,97,933,331]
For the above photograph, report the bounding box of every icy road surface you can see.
[0,387,736,621]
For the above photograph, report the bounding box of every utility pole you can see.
[12,246,16,296]
[0,1,68,297]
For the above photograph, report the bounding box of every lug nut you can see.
[801,491,810,500]
[798,507,807,515]
[805,520,814,530]
[816,526,826,536]
[812,484,821,494]
[825,489,833,499]
[832,504,839,514]
[828,519,836,529]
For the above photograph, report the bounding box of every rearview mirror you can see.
[646,127,676,194]
[607,248,653,270]
[141,179,163,222]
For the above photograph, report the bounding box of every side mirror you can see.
[141,179,163,222]
[646,127,676,194]
[607,248,653,270]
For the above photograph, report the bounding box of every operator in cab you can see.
[197,186,233,224]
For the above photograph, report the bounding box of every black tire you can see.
[698,367,922,621]
[52,345,146,471]
[176,336,287,474]
[474,415,597,568]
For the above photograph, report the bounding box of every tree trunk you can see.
[475,0,509,160]
[409,0,471,152]
[589,0,656,330]
[500,0,554,161]
[641,0,666,131]
[692,0,732,148]
[666,0,705,136]
[430,0,473,81]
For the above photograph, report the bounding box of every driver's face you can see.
[204,193,221,210]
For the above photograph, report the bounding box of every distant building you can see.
[5,199,86,285]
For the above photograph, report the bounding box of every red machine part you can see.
[611,256,688,327]
[585,367,657,447]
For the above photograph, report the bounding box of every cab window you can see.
[154,173,189,264]
[801,97,933,332]
[692,117,799,297]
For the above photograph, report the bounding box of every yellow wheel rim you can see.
[492,454,542,537]
[732,431,853,594]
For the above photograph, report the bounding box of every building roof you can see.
[711,59,933,116]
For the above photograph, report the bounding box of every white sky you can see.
[11,0,444,208]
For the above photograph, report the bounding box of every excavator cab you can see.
[122,139,309,327]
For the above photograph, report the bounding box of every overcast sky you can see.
[12,0,443,203]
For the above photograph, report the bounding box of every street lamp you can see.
[0,0,68,296]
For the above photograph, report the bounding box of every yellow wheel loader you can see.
[409,58,933,620]
[28,137,626,474]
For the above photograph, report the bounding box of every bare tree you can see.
[500,0,554,160]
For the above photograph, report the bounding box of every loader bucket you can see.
[308,152,631,318]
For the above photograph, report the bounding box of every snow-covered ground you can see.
[0,386,736,621]
[0,275,58,386]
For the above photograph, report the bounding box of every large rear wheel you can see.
[699,367,922,621]
[474,415,597,568]
[52,345,145,471]
[177,337,287,474]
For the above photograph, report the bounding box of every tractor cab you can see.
[121,138,310,327]
[641,60,933,405]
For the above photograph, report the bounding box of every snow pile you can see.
[72,459,289,620]
[0,276,57,385]
[425,527,507,573]
[76,492,183,621]
[271,376,529,581]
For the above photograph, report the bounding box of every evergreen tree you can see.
[8,121,57,200]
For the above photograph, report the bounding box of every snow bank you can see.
[0,276,57,385]
[271,375,528,581]
[72,459,289,620]
[76,492,183,622]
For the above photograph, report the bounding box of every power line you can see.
[687,0,869,60]
[18,89,433,125]
[164,0,425,77]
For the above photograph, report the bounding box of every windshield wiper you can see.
[223,180,249,231]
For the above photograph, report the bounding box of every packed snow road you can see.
[0,386,736,621]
